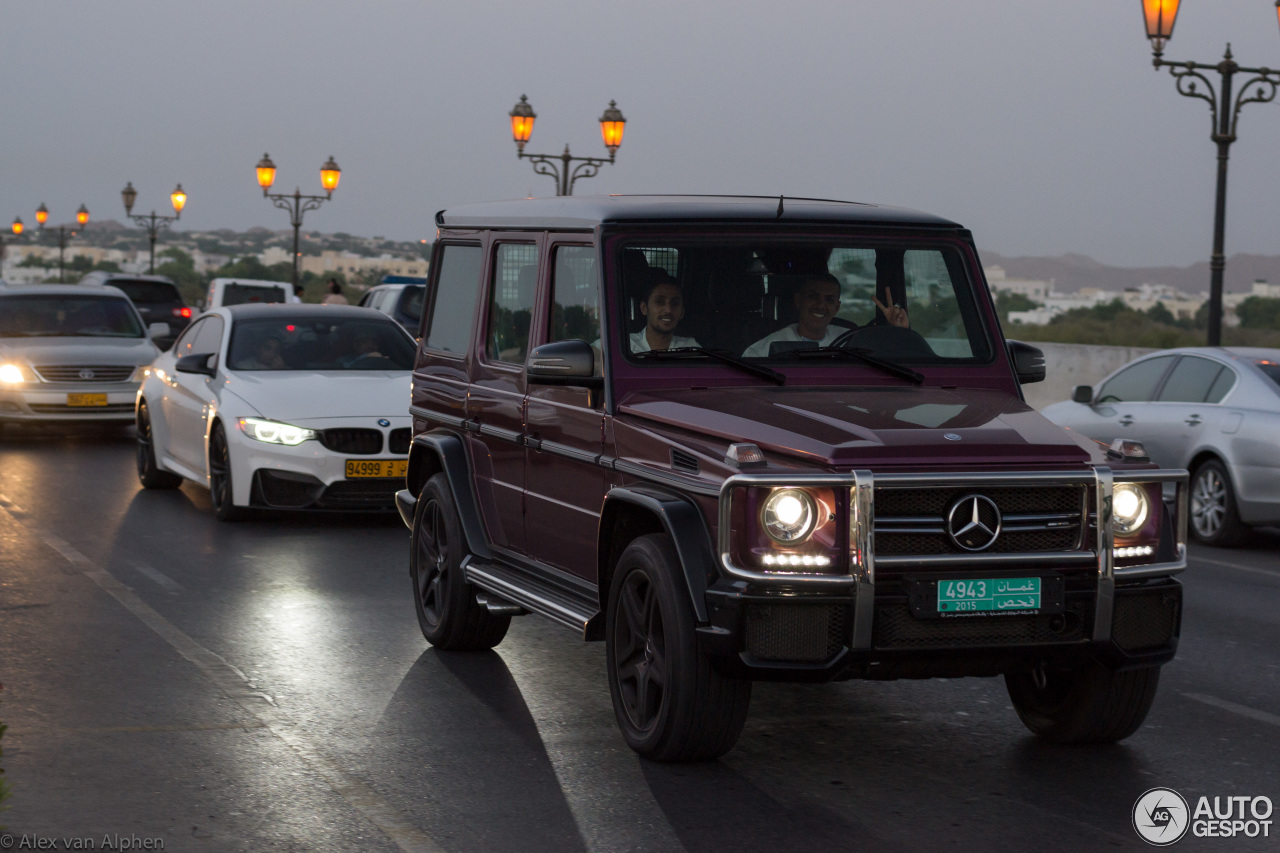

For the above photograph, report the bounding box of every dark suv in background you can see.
[398,195,1189,761]
[359,275,427,334]
[79,272,192,348]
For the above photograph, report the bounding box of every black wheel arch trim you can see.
[406,431,493,561]
[600,485,715,623]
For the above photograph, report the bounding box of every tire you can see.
[136,402,182,490]
[606,533,751,761]
[208,422,249,522]
[1005,661,1161,744]
[411,473,509,650]
[1190,459,1246,547]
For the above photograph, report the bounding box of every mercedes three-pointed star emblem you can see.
[946,494,1002,551]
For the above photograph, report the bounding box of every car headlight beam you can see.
[1113,482,1150,536]
[238,417,316,446]
[0,363,30,384]
[760,488,818,544]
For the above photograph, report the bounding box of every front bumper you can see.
[227,417,411,511]
[0,381,141,423]
[701,466,1188,680]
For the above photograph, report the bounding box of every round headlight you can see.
[0,364,27,384]
[760,488,817,543]
[1113,483,1150,536]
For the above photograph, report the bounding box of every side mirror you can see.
[148,322,171,341]
[1072,385,1094,404]
[175,352,217,377]
[527,340,602,388]
[1006,340,1045,384]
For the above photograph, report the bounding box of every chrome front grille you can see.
[875,485,1087,556]
[33,365,136,383]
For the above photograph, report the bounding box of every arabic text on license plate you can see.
[344,459,408,479]
[937,577,1041,613]
[66,393,108,407]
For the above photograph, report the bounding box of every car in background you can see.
[358,275,426,334]
[0,282,165,426]
[1042,347,1280,546]
[135,303,416,519]
[79,272,193,348]
[205,277,292,311]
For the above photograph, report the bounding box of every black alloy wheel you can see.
[208,423,247,522]
[606,533,751,761]
[1005,660,1161,744]
[1190,458,1245,547]
[410,473,509,650]
[136,402,182,489]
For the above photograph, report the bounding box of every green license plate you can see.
[937,577,1041,613]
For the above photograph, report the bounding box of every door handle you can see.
[1184,415,1202,426]
[1118,416,1134,427]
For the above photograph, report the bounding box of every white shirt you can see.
[742,324,843,358]
[629,329,701,353]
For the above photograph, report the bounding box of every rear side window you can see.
[1157,356,1226,403]
[487,244,539,363]
[1097,356,1174,403]
[425,244,482,354]
[550,246,599,343]
[398,285,426,327]
[223,284,286,306]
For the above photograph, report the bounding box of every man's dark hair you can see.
[799,272,841,291]
[640,270,681,302]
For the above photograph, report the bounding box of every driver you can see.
[242,332,286,370]
[742,273,908,358]
[630,273,701,353]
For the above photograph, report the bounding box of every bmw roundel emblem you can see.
[377,419,391,427]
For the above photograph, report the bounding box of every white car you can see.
[135,303,416,520]
[204,277,293,311]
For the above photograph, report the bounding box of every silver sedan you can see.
[1041,347,1280,546]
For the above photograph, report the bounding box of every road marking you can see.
[1183,693,1280,727]
[129,559,184,592]
[1191,554,1280,579]
[0,495,445,853]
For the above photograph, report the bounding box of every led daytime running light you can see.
[238,417,315,446]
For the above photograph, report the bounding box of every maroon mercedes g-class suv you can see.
[397,195,1187,761]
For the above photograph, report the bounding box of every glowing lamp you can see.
[509,95,536,153]
[121,182,137,216]
[170,184,187,215]
[320,157,341,194]
[1142,0,1180,57]
[599,100,626,155]
[76,205,89,227]
[11,218,22,236]
[35,204,48,226]
[256,153,277,192]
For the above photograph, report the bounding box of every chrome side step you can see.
[463,557,601,640]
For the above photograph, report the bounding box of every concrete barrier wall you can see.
[1018,342,1157,410]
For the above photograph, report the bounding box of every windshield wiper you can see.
[636,347,786,385]
[784,345,923,384]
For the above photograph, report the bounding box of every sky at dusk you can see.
[4,1,1280,268]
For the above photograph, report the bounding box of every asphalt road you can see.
[0,428,1277,852]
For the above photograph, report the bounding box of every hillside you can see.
[980,251,1280,296]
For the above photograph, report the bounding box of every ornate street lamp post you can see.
[255,154,341,290]
[1141,0,1280,345]
[508,95,627,196]
[33,203,89,282]
[121,182,188,273]
[0,218,23,270]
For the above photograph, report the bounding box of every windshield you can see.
[613,237,990,366]
[226,316,416,371]
[0,294,144,338]
[113,280,182,304]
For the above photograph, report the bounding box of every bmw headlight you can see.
[1113,482,1150,535]
[0,363,32,384]
[237,417,316,446]
[760,488,818,543]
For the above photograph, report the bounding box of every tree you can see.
[1146,302,1177,325]
[1236,296,1280,330]
[995,291,1041,324]
[155,247,203,304]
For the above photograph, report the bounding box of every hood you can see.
[617,385,1092,468]
[0,336,159,365]
[222,370,411,421]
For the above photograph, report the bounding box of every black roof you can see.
[436,195,964,231]
[224,303,390,321]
